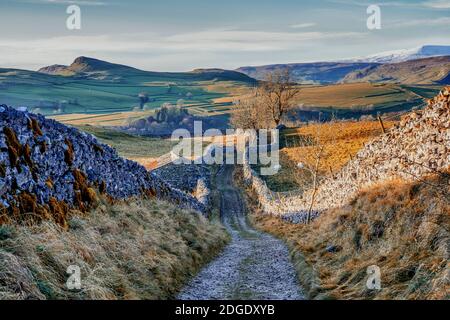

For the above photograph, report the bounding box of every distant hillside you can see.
[38,56,141,77]
[236,62,379,84]
[237,46,450,84]
[0,57,256,115]
[349,45,450,64]
[38,56,256,83]
[342,56,450,84]
[190,68,257,83]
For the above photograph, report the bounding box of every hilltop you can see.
[342,56,450,84]
[237,62,379,84]
[237,46,450,84]
[351,45,450,63]
[38,56,142,76]
[38,56,256,83]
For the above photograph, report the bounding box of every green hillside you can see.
[0,57,256,116]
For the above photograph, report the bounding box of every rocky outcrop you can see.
[0,105,206,225]
[245,86,450,221]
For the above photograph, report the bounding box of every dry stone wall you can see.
[153,163,211,208]
[245,87,450,221]
[0,105,206,219]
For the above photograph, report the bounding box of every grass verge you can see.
[237,166,449,300]
[0,196,229,300]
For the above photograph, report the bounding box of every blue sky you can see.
[0,0,449,71]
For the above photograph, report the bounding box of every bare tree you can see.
[259,69,300,127]
[292,115,344,223]
[230,90,270,129]
[231,69,299,129]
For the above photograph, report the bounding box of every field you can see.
[0,67,251,116]
[261,120,397,192]
[74,117,399,181]
[75,125,215,170]
[74,125,178,168]
[51,110,156,126]
[190,83,441,119]
[292,83,441,114]
[1,65,441,122]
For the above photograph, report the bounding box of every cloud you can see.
[163,29,362,51]
[290,23,317,29]
[388,16,450,28]
[422,0,450,8]
[0,28,364,70]
[0,29,364,55]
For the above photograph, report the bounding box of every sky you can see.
[0,0,449,71]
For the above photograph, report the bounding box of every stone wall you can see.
[244,86,450,222]
[153,163,211,208]
[0,105,206,219]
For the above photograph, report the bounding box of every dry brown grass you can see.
[0,197,229,300]
[204,81,253,104]
[245,169,449,300]
[50,110,156,126]
[264,120,397,192]
[293,83,414,108]
[283,120,397,173]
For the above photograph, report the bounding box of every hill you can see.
[350,45,450,64]
[236,62,379,84]
[190,68,257,82]
[0,57,256,116]
[38,56,256,83]
[291,82,427,114]
[237,48,450,84]
[342,56,450,84]
[38,56,142,76]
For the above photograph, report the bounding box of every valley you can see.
[1,0,449,307]
[1,55,447,128]
[0,52,449,302]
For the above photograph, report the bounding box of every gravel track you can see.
[177,165,304,300]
